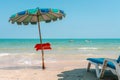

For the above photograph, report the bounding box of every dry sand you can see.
[0,54,118,80]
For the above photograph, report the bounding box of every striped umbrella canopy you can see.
[9,8,65,24]
[9,8,66,69]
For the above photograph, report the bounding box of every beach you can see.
[0,53,118,80]
[0,39,119,80]
[1,0,120,79]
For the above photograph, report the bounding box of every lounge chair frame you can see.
[87,58,120,80]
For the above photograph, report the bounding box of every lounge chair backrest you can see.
[117,55,120,63]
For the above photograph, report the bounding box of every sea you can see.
[0,39,120,54]
[0,39,119,67]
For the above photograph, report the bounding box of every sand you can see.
[0,54,118,80]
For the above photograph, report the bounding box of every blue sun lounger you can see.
[87,56,120,80]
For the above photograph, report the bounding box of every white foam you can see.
[78,47,98,50]
[18,59,32,65]
[118,47,120,49]
[0,53,10,56]
[24,61,32,65]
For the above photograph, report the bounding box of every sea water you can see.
[0,39,119,67]
[0,39,120,54]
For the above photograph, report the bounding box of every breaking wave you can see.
[78,47,98,50]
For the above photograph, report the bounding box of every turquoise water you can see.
[0,39,120,54]
[0,39,119,67]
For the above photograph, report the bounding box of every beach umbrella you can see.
[9,8,65,69]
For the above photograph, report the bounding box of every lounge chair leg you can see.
[118,76,120,80]
[115,64,120,80]
[87,62,91,72]
[95,60,107,79]
[99,60,107,78]
[117,72,120,80]
[95,64,100,78]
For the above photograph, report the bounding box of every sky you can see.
[0,0,120,39]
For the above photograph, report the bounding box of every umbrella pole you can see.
[37,16,45,70]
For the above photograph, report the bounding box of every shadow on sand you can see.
[57,68,118,80]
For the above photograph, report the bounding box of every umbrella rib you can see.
[31,15,37,22]
[41,14,51,21]
[17,15,28,22]
[23,16,32,23]
[46,13,57,21]
[10,15,25,23]
[49,12,61,18]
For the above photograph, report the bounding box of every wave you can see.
[0,52,36,56]
[78,47,98,50]
[118,47,120,49]
[0,53,10,56]
[77,47,120,50]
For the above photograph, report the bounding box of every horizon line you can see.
[0,38,120,39]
